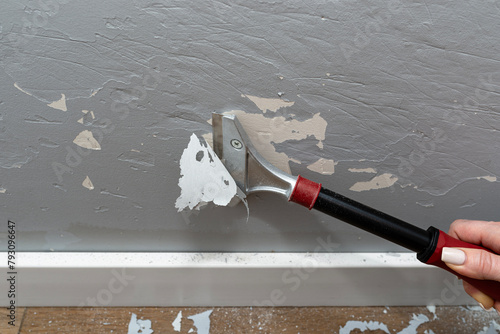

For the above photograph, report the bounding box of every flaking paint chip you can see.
[307,158,336,175]
[242,94,295,113]
[82,176,94,190]
[73,130,101,150]
[175,133,237,211]
[47,93,67,111]
[349,173,398,192]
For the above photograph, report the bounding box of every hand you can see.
[441,219,500,312]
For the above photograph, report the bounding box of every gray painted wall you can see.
[0,0,499,252]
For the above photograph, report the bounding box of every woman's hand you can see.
[442,219,500,313]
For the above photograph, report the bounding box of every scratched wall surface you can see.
[0,0,499,251]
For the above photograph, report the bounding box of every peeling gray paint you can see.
[0,0,499,251]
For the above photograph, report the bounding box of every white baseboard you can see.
[1,252,474,307]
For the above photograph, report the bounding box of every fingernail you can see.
[441,247,466,265]
[479,303,493,312]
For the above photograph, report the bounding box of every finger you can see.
[442,247,500,281]
[463,280,495,310]
[495,300,500,315]
[448,220,500,254]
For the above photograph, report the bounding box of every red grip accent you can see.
[426,230,500,300]
[289,175,322,210]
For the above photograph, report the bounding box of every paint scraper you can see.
[211,112,500,300]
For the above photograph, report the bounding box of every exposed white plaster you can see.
[307,158,336,175]
[350,173,398,192]
[175,133,237,211]
[47,93,67,111]
[73,130,101,150]
[227,110,328,174]
[82,176,94,190]
[0,187,6,193]
[242,94,294,113]
[476,175,497,182]
[172,310,182,332]
[14,82,33,96]
[77,118,84,124]
[187,310,213,334]
[127,313,153,334]
[348,167,377,174]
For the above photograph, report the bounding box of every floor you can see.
[1,306,498,333]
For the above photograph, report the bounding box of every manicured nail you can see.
[479,303,493,312]
[441,247,466,265]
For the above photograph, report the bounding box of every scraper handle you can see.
[289,176,431,253]
[289,175,500,300]
[418,227,500,301]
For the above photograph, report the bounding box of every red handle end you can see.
[289,175,321,210]
[425,230,500,301]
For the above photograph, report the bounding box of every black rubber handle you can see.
[313,187,432,253]
[289,177,500,299]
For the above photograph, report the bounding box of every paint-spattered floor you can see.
[1,306,498,333]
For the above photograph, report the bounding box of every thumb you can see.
[441,247,500,281]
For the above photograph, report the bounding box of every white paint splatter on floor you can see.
[398,314,429,334]
[127,313,153,334]
[187,310,213,334]
[426,305,437,320]
[340,320,389,334]
[477,321,500,334]
[340,313,436,334]
[172,310,182,332]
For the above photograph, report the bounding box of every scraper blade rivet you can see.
[230,139,243,150]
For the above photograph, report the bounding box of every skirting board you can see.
[1,252,475,307]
